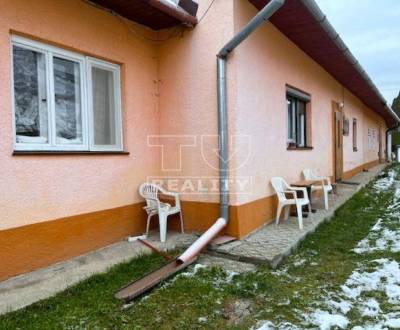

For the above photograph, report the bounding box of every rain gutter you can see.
[149,0,198,27]
[300,0,400,126]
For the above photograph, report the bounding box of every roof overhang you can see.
[249,0,400,127]
[89,0,198,30]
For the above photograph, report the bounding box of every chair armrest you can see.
[143,196,161,209]
[283,190,297,200]
[161,191,179,198]
[143,205,158,213]
[156,185,180,207]
[160,191,180,208]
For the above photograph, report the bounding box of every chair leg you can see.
[296,204,303,230]
[146,214,153,236]
[324,189,329,210]
[283,206,290,220]
[276,204,283,225]
[179,211,185,234]
[159,213,168,243]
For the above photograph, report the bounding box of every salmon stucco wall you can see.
[230,0,387,206]
[0,0,161,230]
[153,0,239,234]
[341,91,366,172]
[342,91,386,172]
[0,0,390,255]
[362,107,386,165]
[157,0,236,205]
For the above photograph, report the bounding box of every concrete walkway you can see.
[209,164,387,268]
[0,164,386,315]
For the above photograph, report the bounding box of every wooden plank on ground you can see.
[114,257,197,302]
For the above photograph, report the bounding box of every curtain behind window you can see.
[92,67,116,146]
[13,46,48,144]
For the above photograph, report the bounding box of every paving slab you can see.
[209,164,387,268]
[197,255,257,273]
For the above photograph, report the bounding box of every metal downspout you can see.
[216,0,285,221]
[217,57,229,220]
[386,122,400,161]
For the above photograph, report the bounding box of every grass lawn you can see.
[1,164,400,329]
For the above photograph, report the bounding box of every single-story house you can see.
[1,0,399,281]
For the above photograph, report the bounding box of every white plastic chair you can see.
[139,183,184,243]
[271,177,311,230]
[303,169,333,210]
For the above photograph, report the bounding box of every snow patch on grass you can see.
[197,316,208,323]
[309,310,349,330]
[314,259,400,328]
[179,264,207,277]
[328,299,352,314]
[359,298,380,317]
[343,259,400,303]
[354,180,400,254]
[253,320,299,330]
[293,259,306,267]
[373,170,396,192]
[251,167,400,330]
[353,222,400,254]
[253,259,400,329]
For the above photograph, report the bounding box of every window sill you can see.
[13,150,130,156]
[287,146,314,151]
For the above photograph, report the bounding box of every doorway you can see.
[378,126,384,163]
[332,102,343,181]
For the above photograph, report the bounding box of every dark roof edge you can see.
[387,106,400,126]
[300,0,400,125]
[149,0,198,27]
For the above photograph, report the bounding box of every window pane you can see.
[13,45,48,144]
[287,97,295,142]
[92,66,116,146]
[54,57,82,145]
[353,119,357,150]
[296,101,306,147]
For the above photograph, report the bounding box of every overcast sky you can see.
[316,0,400,105]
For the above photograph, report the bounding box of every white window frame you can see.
[11,35,123,152]
[50,51,88,151]
[87,58,123,152]
[352,118,358,152]
[286,94,307,147]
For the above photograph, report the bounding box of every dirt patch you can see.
[223,299,253,325]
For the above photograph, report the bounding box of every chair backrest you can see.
[303,169,316,180]
[139,183,160,210]
[271,177,289,202]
